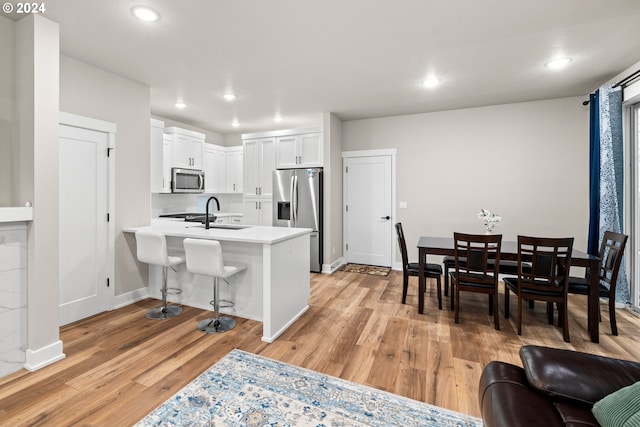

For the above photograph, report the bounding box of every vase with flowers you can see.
[478,209,501,234]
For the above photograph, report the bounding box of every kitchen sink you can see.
[187,224,251,230]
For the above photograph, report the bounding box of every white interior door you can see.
[344,155,393,266]
[59,124,110,326]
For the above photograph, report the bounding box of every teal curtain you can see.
[590,84,629,304]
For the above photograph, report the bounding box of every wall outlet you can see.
[399,201,407,208]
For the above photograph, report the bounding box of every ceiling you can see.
[17,0,640,134]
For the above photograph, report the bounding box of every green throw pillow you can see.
[592,381,640,427]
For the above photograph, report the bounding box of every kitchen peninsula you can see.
[124,220,311,342]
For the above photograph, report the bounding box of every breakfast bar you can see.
[124,220,311,342]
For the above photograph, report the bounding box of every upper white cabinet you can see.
[162,135,172,193]
[203,144,243,194]
[225,147,243,193]
[150,118,165,193]
[150,119,172,193]
[243,137,275,197]
[203,144,226,193]
[276,131,323,169]
[165,126,204,169]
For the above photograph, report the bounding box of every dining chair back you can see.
[504,235,574,342]
[568,231,628,335]
[450,232,502,329]
[395,223,443,308]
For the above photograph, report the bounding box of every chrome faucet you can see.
[205,196,220,229]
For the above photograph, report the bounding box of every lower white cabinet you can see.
[213,215,243,225]
[243,199,272,226]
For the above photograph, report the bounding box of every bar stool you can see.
[183,238,245,334]
[135,230,185,320]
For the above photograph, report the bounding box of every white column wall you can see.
[16,15,64,371]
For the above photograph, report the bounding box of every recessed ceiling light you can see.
[175,102,186,109]
[131,6,160,22]
[232,120,239,127]
[545,57,572,69]
[274,115,283,122]
[223,93,236,101]
[421,77,441,88]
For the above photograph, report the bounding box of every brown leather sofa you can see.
[479,345,640,426]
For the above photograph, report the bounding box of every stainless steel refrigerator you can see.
[273,168,323,272]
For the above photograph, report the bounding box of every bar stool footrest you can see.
[209,299,235,309]
[165,287,182,295]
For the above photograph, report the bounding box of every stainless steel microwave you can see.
[171,168,205,193]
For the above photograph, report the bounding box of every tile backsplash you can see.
[152,193,244,217]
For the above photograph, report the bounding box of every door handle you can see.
[381,216,391,220]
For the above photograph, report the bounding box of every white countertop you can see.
[0,207,33,223]
[123,219,310,244]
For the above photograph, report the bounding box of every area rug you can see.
[341,263,391,276]
[135,349,482,426]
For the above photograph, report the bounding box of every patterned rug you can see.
[341,263,391,276]
[135,349,482,426]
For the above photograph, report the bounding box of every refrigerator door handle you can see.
[292,175,299,226]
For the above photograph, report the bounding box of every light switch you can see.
[399,201,407,209]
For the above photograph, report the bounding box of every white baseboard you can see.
[322,257,345,274]
[261,305,309,343]
[24,340,65,372]
[112,287,150,310]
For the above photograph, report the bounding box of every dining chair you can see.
[395,222,443,309]
[567,231,628,336]
[504,235,574,342]
[450,232,502,329]
[443,255,531,296]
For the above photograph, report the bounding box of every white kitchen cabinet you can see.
[203,144,226,193]
[225,147,243,193]
[229,215,243,225]
[150,118,165,193]
[165,126,204,169]
[162,135,172,193]
[243,199,272,226]
[276,132,323,169]
[243,137,275,197]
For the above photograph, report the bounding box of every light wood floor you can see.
[1,270,640,426]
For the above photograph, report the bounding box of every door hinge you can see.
[345,166,348,173]
[345,205,348,212]
[107,213,110,222]
[107,278,110,287]
[346,243,348,251]
[107,147,113,157]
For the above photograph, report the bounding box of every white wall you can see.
[342,97,589,263]
[323,113,343,270]
[0,16,14,206]
[59,55,150,296]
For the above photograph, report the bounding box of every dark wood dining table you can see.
[417,236,602,343]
